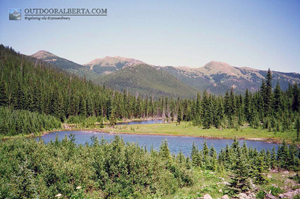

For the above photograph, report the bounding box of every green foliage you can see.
[293,174,300,183]
[189,139,300,196]
[269,186,284,196]
[109,110,117,127]
[256,190,266,199]
[95,64,199,99]
[177,104,182,125]
[294,194,300,199]
[0,106,61,136]
[229,154,251,194]
[295,116,300,140]
[0,136,194,198]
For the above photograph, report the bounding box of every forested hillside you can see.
[94,64,199,98]
[0,45,166,135]
[0,107,61,136]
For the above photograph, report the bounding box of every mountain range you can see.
[31,50,300,97]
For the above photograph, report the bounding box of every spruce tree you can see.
[264,69,273,116]
[254,153,269,184]
[229,154,250,194]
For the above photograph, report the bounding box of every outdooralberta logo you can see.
[23,8,107,21]
[24,8,107,16]
[9,9,21,20]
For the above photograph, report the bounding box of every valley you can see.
[1,45,300,199]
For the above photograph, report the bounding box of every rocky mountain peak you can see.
[32,50,56,59]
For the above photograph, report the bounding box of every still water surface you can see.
[37,120,279,157]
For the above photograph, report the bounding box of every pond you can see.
[36,131,279,157]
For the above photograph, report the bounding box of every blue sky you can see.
[0,0,299,72]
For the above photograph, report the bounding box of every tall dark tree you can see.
[292,83,300,112]
[202,91,211,129]
[273,81,282,113]
[177,103,182,125]
[244,89,251,122]
[229,154,251,194]
[264,69,273,115]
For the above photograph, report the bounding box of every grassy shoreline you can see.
[102,122,298,145]
[3,121,298,145]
